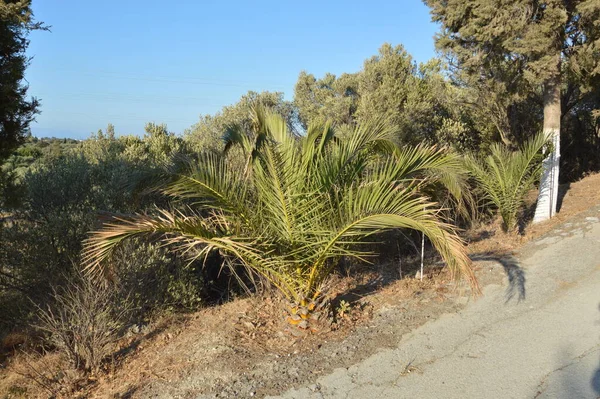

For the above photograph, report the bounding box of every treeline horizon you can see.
[16,40,600,185]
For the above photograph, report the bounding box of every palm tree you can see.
[467,133,547,232]
[83,109,478,329]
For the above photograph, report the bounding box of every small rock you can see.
[309,384,321,392]
[287,367,299,378]
[456,296,469,305]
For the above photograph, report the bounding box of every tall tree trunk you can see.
[533,57,561,223]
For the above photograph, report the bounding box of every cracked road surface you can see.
[270,207,600,399]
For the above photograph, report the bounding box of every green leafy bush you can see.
[0,136,204,336]
[112,239,203,316]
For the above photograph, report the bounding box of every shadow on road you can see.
[592,303,600,395]
[593,356,600,395]
[470,252,526,302]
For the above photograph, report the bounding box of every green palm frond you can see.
[305,178,477,295]
[467,133,546,232]
[84,111,479,305]
[222,123,248,155]
[305,119,397,193]
[303,121,336,155]
[391,144,469,200]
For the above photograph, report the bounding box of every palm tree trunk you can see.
[533,57,561,223]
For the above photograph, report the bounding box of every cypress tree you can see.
[0,0,46,161]
[424,0,600,222]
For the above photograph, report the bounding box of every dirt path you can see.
[271,206,600,399]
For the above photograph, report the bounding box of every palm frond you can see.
[467,133,546,231]
[162,153,254,227]
[84,113,479,309]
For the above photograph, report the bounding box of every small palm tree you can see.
[83,109,478,329]
[467,133,547,232]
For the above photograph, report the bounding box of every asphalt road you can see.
[272,206,600,399]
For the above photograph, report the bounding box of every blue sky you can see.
[26,1,439,139]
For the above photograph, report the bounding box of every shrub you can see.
[112,239,204,316]
[0,137,200,336]
[34,272,131,374]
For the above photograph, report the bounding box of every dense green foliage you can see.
[0,0,46,161]
[185,91,298,153]
[425,0,600,180]
[294,44,479,149]
[0,137,77,207]
[426,0,600,91]
[0,125,205,336]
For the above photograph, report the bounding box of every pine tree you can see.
[425,0,600,222]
